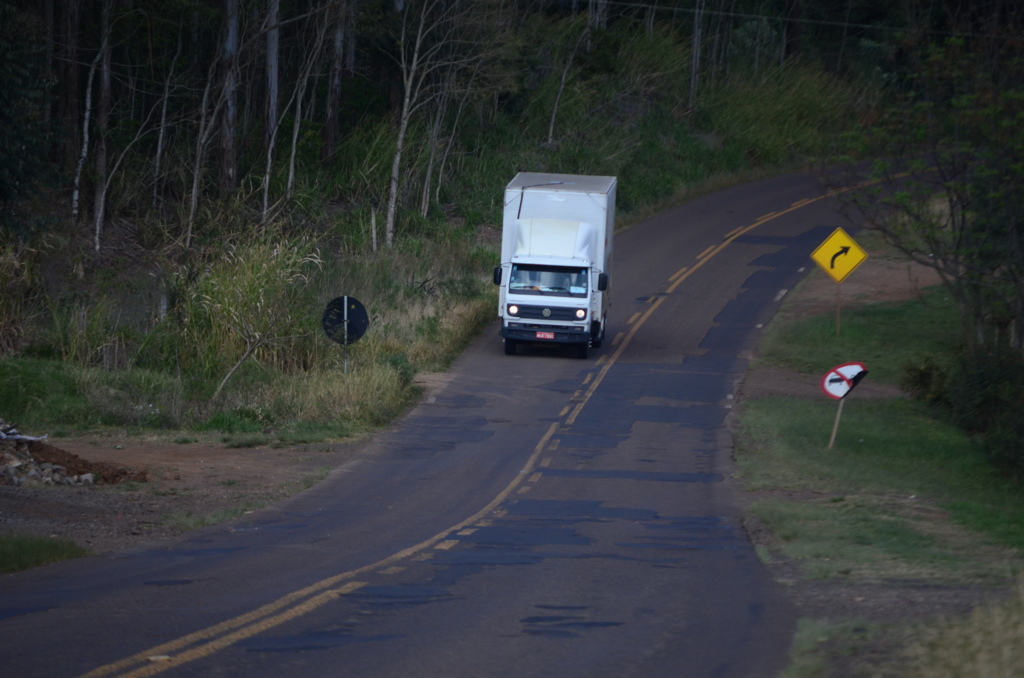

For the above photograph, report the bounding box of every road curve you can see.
[0,172,854,677]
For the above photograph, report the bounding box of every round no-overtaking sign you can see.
[821,362,868,400]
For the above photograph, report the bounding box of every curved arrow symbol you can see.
[830,246,850,269]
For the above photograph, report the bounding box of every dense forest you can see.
[1,1,1022,468]
[5,0,918,246]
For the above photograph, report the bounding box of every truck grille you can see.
[514,305,580,321]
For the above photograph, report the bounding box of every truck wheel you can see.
[591,321,603,349]
[576,344,589,359]
[504,339,517,355]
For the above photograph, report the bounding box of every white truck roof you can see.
[502,172,616,269]
[505,173,616,195]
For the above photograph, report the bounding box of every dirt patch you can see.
[0,374,456,555]
[27,440,149,484]
[0,435,371,554]
[782,251,943,317]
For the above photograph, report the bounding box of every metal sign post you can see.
[343,295,350,373]
[811,228,868,337]
[322,295,369,374]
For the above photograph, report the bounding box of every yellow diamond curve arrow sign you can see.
[811,227,868,283]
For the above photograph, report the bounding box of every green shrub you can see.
[0,357,86,427]
[701,64,867,165]
[0,242,32,355]
[380,352,416,386]
[900,353,951,405]
[903,347,1024,479]
[0,533,89,573]
[199,409,267,434]
[946,349,1024,433]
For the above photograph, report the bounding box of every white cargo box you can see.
[502,173,616,267]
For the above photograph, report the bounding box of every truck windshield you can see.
[509,265,588,297]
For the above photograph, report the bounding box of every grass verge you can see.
[903,581,1024,678]
[0,533,91,574]
[736,279,1024,676]
[740,397,1022,583]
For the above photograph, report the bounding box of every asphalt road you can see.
[0,171,854,678]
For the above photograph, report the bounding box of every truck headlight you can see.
[575,309,586,319]
[507,304,519,316]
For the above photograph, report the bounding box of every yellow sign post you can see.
[810,228,868,335]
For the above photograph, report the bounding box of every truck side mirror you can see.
[597,273,608,291]
[493,266,502,285]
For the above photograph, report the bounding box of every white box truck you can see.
[492,172,616,358]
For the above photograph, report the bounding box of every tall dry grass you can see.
[905,581,1024,677]
[2,26,872,436]
[0,242,30,355]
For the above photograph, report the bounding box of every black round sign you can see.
[322,296,369,345]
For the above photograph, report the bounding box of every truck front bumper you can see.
[501,322,589,345]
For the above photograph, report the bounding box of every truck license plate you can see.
[536,331,555,340]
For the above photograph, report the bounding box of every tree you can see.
[265,0,280,154]
[0,2,54,236]
[152,26,183,209]
[219,0,240,198]
[689,0,703,111]
[91,0,111,250]
[839,32,1024,351]
[784,0,803,61]
[285,12,329,203]
[55,0,82,174]
[545,21,587,148]
[382,0,506,247]
[322,0,353,164]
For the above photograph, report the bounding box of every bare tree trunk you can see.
[58,0,82,173]
[587,0,607,37]
[211,336,264,403]
[434,67,476,204]
[346,0,358,73]
[260,0,282,222]
[784,0,803,61]
[709,1,722,85]
[546,25,587,147]
[92,0,112,252]
[287,16,328,202]
[754,0,764,72]
[153,30,181,209]
[371,206,378,253]
[183,4,231,247]
[689,0,704,112]
[219,0,239,198]
[723,0,738,79]
[186,71,218,249]
[720,0,737,80]
[837,0,852,71]
[71,48,102,222]
[265,0,280,152]
[383,0,500,247]
[420,85,448,216]
[44,0,55,129]
[385,0,432,248]
[322,0,348,164]
[385,108,409,248]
